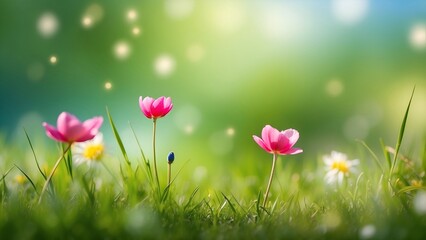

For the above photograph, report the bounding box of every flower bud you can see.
[167,152,175,164]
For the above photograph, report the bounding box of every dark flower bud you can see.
[167,152,175,164]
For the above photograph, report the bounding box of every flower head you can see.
[139,96,173,119]
[324,151,359,185]
[253,125,303,155]
[72,133,104,167]
[43,112,103,143]
[167,151,175,164]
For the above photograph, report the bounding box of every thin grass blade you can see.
[14,164,38,193]
[24,129,47,180]
[390,86,415,174]
[106,107,131,166]
[357,140,384,173]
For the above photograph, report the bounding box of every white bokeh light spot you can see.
[82,16,93,28]
[410,24,426,50]
[210,1,245,34]
[154,54,176,77]
[226,127,235,137]
[104,81,112,90]
[332,0,369,25]
[114,41,131,60]
[165,0,194,19]
[132,27,141,36]
[37,12,59,38]
[127,9,138,22]
[414,191,426,215]
[49,55,57,65]
[81,3,104,28]
[259,3,308,41]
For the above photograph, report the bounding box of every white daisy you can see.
[323,151,359,185]
[72,132,104,167]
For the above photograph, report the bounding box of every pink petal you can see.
[140,97,154,118]
[151,97,166,117]
[279,147,303,155]
[83,116,103,133]
[164,97,172,108]
[266,126,281,151]
[274,133,290,153]
[261,125,274,150]
[75,132,96,142]
[57,112,87,142]
[43,122,67,142]
[253,135,272,153]
[76,116,103,142]
[282,129,299,147]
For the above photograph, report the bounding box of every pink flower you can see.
[253,125,303,155]
[139,96,173,119]
[42,112,103,143]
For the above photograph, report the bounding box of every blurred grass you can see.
[1,1,426,238]
[1,95,426,239]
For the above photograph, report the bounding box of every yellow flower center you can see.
[83,144,104,161]
[331,160,349,173]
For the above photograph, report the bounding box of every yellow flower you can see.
[14,175,27,185]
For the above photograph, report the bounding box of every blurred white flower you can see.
[359,224,376,239]
[324,151,359,185]
[72,133,104,167]
[414,191,426,215]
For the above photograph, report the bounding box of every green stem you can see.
[263,153,277,209]
[38,143,72,204]
[167,163,171,187]
[152,119,160,189]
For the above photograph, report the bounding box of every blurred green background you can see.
[1,0,426,172]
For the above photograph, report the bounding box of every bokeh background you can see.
[1,0,426,176]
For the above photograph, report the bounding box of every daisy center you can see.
[331,161,349,173]
[83,144,104,161]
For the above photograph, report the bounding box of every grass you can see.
[1,90,426,239]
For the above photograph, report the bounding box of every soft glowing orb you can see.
[132,27,141,36]
[259,3,308,41]
[165,0,194,19]
[154,54,176,77]
[186,44,205,62]
[184,125,194,134]
[82,16,93,28]
[49,55,57,64]
[82,3,104,28]
[359,224,376,239]
[325,79,344,97]
[127,9,138,22]
[104,81,112,90]
[209,1,245,34]
[37,12,59,38]
[414,191,426,215]
[410,24,426,50]
[332,0,369,25]
[226,127,235,137]
[193,166,207,183]
[114,41,131,60]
